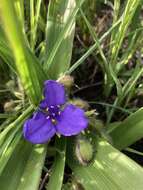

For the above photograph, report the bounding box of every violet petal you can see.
[43,80,66,106]
[56,104,88,136]
[39,99,48,109]
[23,111,56,144]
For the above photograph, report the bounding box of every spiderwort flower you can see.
[23,80,88,144]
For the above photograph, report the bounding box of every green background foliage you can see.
[0,0,143,189]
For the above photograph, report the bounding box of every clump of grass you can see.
[0,0,143,190]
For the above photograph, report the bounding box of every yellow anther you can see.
[51,119,57,125]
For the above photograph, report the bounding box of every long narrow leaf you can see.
[46,138,66,190]
[18,144,47,190]
[0,140,46,190]
[44,0,83,78]
[109,108,143,150]
[0,1,46,104]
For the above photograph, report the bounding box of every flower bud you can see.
[58,75,74,89]
[75,138,94,166]
[4,100,15,112]
[70,99,89,111]
[72,181,85,190]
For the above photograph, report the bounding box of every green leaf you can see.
[46,138,66,190]
[105,0,142,97]
[0,131,22,175]
[0,139,46,190]
[18,144,47,190]
[0,27,16,73]
[68,139,143,190]
[44,0,83,79]
[110,0,141,66]
[29,0,42,50]
[0,105,33,146]
[0,1,46,104]
[125,147,143,157]
[67,19,121,74]
[0,106,34,175]
[79,8,108,74]
[109,108,143,150]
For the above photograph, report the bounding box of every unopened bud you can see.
[58,75,74,89]
[4,101,15,112]
[72,181,85,190]
[70,98,89,111]
[75,138,94,166]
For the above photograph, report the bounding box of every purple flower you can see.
[23,80,88,144]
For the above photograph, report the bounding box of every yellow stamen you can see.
[56,133,61,138]
[51,119,56,125]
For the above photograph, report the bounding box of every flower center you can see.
[45,105,61,125]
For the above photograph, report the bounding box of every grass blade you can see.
[0,106,33,175]
[68,19,121,74]
[0,1,46,104]
[109,108,143,150]
[0,139,46,190]
[44,0,85,78]
[110,0,141,66]
[46,138,66,190]
[18,144,47,190]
